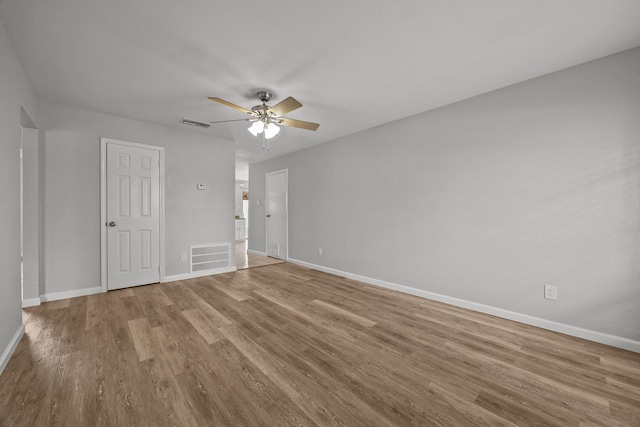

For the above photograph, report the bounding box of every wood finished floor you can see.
[1,263,639,426]
[235,240,285,270]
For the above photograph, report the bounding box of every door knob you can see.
[266,214,271,218]
[108,221,117,227]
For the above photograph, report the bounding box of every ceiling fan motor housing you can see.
[251,104,271,116]
[256,90,272,103]
[253,91,275,119]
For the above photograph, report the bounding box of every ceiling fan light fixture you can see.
[248,120,264,136]
[264,123,280,139]
[211,91,319,143]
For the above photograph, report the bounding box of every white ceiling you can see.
[2,1,640,180]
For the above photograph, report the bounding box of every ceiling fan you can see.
[209,91,319,150]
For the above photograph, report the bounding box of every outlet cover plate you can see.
[544,285,558,300]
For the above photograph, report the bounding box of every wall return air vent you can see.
[190,243,231,274]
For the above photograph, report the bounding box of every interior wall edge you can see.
[0,324,25,376]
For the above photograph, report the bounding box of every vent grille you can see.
[180,118,210,128]
[190,243,231,273]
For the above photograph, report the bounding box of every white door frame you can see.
[265,169,288,260]
[100,137,165,292]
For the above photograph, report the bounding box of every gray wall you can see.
[250,47,640,341]
[0,19,38,366]
[38,101,235,295]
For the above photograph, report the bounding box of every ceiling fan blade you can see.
[268,96,302,116]
[279,118,320,131]
[208,97,253,115]
[210,118,252,124]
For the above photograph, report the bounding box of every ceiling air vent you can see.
[180,118,210,128]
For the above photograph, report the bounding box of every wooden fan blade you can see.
[279,118,320,131]
[268,96,302,116]
[208,97,253,115]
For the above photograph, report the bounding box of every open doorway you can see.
[242,192,249,240]
[20,108,40,308]
[235,181,248,267]
[235,182,284,269]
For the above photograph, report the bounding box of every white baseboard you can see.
[163,266,237,283]
[22,297,41,308]
[41,286,103,302]
[0,323,25,375]
[247,249,267,256]
[39,266,239,300]
[288,258,640,354]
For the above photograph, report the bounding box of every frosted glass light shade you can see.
[248,120,264,136]
[264,123,280,139]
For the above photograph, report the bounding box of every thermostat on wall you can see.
[197,183,207,190]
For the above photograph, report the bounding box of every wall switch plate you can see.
[544,285,558,300]
[181,252,187,262]
[318,247,323,256]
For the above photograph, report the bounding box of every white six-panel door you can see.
[106,142,160,290]
[266,169,288,259]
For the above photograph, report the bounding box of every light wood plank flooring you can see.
[235,240,285,270]
[1,263,639,426]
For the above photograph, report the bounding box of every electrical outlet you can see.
[318,247,323,256]
[181,252,187,262]
[544,285,558,300]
